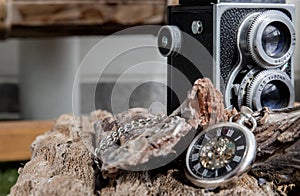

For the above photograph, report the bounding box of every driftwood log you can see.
[9,78,299,195]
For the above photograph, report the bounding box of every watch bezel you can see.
[185,122,257,188]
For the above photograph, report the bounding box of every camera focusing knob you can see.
[157,25,182,57]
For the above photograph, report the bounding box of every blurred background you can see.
[0,35,167,120]
[0,0,170,194]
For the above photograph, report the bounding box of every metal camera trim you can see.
[236,66,261,109]
[157,25,182,57]
[220,4,296,110]
[248,10,296,68]
[246,69,295,110]
[163,3,295,112]
[185,122,257,188]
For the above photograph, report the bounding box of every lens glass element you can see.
[262,22,290,58]
[260,81,289,109]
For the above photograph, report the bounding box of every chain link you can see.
[95,114,168,155]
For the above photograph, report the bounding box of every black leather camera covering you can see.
[167,6,214,114]
[179,0,217,5]
[167,2,291,114]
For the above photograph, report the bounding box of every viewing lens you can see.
[260,81,289,109]
[262,22,290,58]
[246,10,295,68]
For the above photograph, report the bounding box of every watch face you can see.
[185,122,256,188]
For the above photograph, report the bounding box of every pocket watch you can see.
[185,106,257,188]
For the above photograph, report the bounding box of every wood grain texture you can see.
[9,114,98,195]
[250,107,300,186]
[0,0,167,37]
[9,109,298,195]
[9,78,300,195]
[0,120,53,161]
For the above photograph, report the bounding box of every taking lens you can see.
[246,69,294,111]
[260,81,289,109]
[262,22,290,58]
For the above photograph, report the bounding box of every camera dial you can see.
[157,25,182,57]
[247,10,296,68]
[246,69,294,110]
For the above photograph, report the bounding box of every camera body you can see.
[158,1,296,114]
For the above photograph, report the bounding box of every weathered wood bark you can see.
[0,0,168,38]
[9,79,299,195]
[9,115,98,195]
[251,107,300,187]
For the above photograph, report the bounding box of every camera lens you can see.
[246,69,294,110]
[260,81,289,109]
[247,10,296,68]
[262,22,290,58]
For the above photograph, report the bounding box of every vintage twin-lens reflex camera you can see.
[157,0,296,114]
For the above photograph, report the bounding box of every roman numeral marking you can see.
[204,134,211,141]
[225,164,232,172]
[195,145,202,150]
[234,135,241,141]
[202,169,208,177]
[193,163,201,171]
[226,129,234,137]
[191,153,199,162]
[233,155,242,163]
[215,169,218,177]
[237,145,245,151]
[216,128,222,137]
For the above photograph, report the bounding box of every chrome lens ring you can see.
[248,10,296,68]
[246,69,294,111]
[237,66,261,109]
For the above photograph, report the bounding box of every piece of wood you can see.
[0,0,167,38]
[9,114,100,195]
[250,106,300,186]
[0,120,53,161]
[8,79,300,195]
[9,108,297,195]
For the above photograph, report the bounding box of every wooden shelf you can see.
[0,0,168,38]
[0,120,53,161]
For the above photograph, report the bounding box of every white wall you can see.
[0,35,165,83]
[0,40,19,83]
[18,38,81,119]
[0,35,167,84]
[0,36,167,117]
[79,35,166,83]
